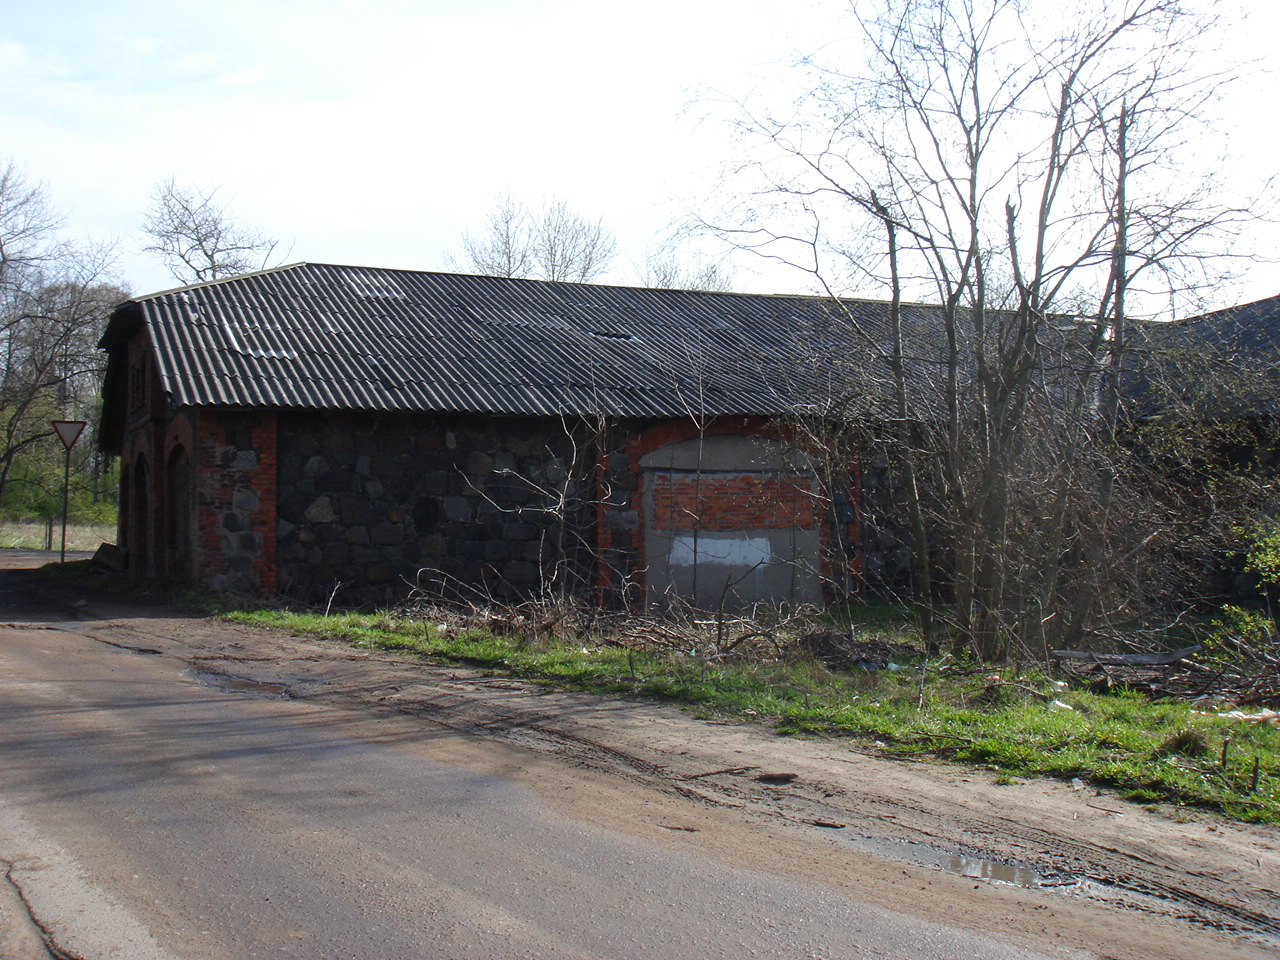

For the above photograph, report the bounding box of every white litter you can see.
[1216,709,1280,725]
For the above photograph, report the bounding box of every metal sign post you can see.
[52,420,87,563]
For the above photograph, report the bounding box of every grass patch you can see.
[222,605,1280,825]
[0,522,115,552]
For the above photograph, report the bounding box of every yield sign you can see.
[52,420,87,451]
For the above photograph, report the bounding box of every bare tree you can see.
[640,245,735,292]
[141,178,281,284]
[457,194,533,279]
[454,195,617,283]
[0,161,64,292]
[0,266,127,508]
[0,163,127,511]
[713,0,1259,658]
[532,200,617,283]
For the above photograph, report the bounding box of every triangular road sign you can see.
[52,420,87,450]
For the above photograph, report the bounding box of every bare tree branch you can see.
[640,245,736,292]
[710,0,1269,659]
[0,160,64,291]
[0,165,127,511]
[141,178,282,284]
[452,195,616,283]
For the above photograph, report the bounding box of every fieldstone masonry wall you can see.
[275,411,589,606]
[137,406,863,610]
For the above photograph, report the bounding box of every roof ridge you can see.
[1177,293,1280,325]
[130,260,952,310]
[131,261,311,300]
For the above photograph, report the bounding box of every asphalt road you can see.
[0,572,1076,959]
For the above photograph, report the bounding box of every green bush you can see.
[1206,605,1275,663]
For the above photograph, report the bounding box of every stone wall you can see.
[159,406,870,611]
[275,411,593,606]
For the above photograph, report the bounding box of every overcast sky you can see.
[4,0,1278,311]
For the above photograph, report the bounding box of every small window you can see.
[129,354,149,412]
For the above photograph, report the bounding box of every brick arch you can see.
[164,413,195,467]
[628,416,787,464]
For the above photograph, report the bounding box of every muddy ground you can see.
[11,554,1279,960]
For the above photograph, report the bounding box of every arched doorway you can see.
[129,454,151,576]
[165,445,194,583]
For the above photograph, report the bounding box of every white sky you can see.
[4,0,1279,311]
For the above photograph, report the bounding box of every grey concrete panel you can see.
[638,435,811,473]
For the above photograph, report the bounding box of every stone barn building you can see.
[98,263,895,609]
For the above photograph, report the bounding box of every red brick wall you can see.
[117,332,167,575]
[593,416,863,605]
[650,473,820,531]
[627,416,787,465]
[630,417,786,594]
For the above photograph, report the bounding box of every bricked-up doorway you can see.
[640,435,823,610]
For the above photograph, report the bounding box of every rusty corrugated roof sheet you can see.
[102,262,927,419]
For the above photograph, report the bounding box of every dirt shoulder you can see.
[18,560,1280,960]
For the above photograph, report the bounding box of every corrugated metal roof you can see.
[1173,295,1280,358]
[1123,294,1280,417]
[101,262,935,418]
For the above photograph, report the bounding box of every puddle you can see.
[946,855,1046,889]
[190,670,291,699]
[831,824,1280,950]
[834,831,1079,891]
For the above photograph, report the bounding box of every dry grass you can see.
[0,521,115,552]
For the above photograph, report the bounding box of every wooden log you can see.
[1049,645,1200,667]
